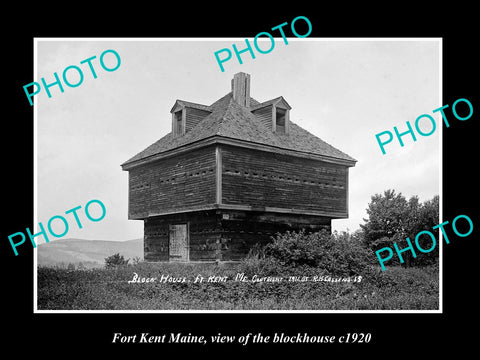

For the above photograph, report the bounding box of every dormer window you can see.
[251,96,291,135]
[174,110,183,135]
[275,108,286,134]
[171,100,212,137]
[272,103,290,135]
[172,108,185,137]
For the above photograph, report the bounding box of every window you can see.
[276,107,286,134]
[174,110,183,135]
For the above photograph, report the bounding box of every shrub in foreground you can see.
[261,229,373,276]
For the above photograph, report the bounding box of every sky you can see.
[35,38,441,242]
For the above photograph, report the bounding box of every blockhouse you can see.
[121,72,356,262]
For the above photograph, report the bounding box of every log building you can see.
[121,72,356,262]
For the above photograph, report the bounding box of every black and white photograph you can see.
[4,7,478,356]
[33,38,441,312]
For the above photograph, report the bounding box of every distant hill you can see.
[37,238,143,268]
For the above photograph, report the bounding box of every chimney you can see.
[231,72,250,107]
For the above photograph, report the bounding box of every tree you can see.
[361,190,439,268]
[104,253,130,269]
[411,195,440,266]
[361,189,409,248]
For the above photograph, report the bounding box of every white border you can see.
[33,37,443,314]
[438,39,443,313]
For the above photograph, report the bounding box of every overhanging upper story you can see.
[125,142,352,220]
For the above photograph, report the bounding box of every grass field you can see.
[37,261,439,311]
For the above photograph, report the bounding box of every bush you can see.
[263,230,326,267]
[262,229,373,276]
[104,253,129,269]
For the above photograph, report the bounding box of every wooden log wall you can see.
[128,146,216,219]
[221,145,348,215]
[144,211,221,262]
[143,210,331,262]
[218,210,331,261]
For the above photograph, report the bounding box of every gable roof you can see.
[122,92,356,169]
[170,99,212,113]
[251,96,291,111]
